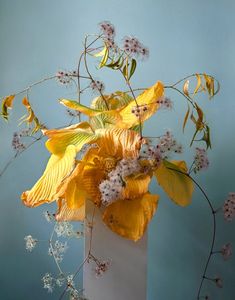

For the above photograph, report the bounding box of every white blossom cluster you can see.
[48,241,68,263]
[24,235,38,252]
[54,221,75,237]
[42,273,54,293]
[223,192,235,221]
[99,158,141,206]
[193,147,209,172]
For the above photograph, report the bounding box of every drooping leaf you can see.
[193,74,202,95]
[1,94,15,120]
[154,160,194,206]
[21,97,42,133]
[203,74,215,98]
[183,105,190,132]
[21,145,77,207]
[99,45,109,68]
[103,193,159,241]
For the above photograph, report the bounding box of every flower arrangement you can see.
[1,21,234,300]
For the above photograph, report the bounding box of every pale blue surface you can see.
[0,0,235,299]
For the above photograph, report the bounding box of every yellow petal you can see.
[56,199,85,221]
[21,145,76,207]
[118,81,164,128]
[154,160,194,206]
[90,110,122,129]
[82,164,106,205]
[122,174,151,199]
[95,128,141,159]
[43,122,98,155]
[103,193,159,241]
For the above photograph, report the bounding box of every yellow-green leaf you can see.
[99,45,109,68]
[154,160,194,206]
[43,123,99,155]
[60,99,101,116]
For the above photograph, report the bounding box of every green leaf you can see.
[128,59,137,80]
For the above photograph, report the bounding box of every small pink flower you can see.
[214,277,223,288]
[223,193,235,221]
[221,243,232,260]
[95,260,111,277]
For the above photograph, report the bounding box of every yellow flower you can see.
[21,82,194,242]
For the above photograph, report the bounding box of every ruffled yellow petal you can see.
[154,160,194,206]
[95,128,141,159]
[82,164,106,205]
[56,199,85,221]
[103,193,159,241]
[55,163,87,209]
[60,99,101,116]
[122,174,151,199]
[43,122,98,155]
[117,81,164,128]
[21,145,76,207]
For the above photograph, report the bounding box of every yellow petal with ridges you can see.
[21,145,76,207]
[122,174,151,199]
[118,81,164,128]
[56,199,85,221]
[103,193,159,241]
[60,99,101,116]
[154,160,194,206]
[95,128,141,159]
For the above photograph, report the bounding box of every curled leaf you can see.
[203,74,215,98]
[21,97,41,133]
[193,74,202,95]
[1,95,15,120]
[183,80,190,98]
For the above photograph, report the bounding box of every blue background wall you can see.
[0,0,235,299]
